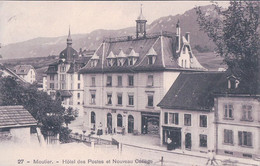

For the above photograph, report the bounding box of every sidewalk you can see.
[68,122,259,166]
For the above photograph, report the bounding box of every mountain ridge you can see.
[1,5,216,59]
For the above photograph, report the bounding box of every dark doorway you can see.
[107,113,112,134]
[163,127,181,149]
[128,115,134,133]
[91,111,96,130]
[185,133,191,150]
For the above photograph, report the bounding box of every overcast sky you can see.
[0,1,229,45]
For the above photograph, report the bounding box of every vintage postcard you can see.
[0,1,259,166]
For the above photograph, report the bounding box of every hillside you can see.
[0,5,216,59]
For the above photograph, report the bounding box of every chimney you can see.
[185,32,190,43]
[176,20,181,52]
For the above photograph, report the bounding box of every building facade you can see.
[45,29,91,116]
[13,65,36,83]
[214,81,260,159]
[79,7,205,136]
[158,72,224,152]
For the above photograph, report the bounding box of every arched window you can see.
[91,111,96,124]
[128,115,134,133]
[107,113,112,134]
[117,114,122,127]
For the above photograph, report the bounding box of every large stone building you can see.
[214,73,260,159]
[45,29,91,116]
[79,7,206,136]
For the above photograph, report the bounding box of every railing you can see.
[103,31,175,43]
[70,133,114,145]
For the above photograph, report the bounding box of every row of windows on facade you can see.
[224,104,254,121]
[49,74,81,81]
[89,75,154,87]
[90,112,134,129]
[224,129,252,147]
[164,113,207,127]
[49,83,81,90]
[90,56,156,67]
[89,91,154,107]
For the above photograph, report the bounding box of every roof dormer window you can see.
[227,76,239,89]
[90,53,99,67]
[128,49,139,66]
[146,47,157,65]
[117,50,127,66]
[107,51,116,67]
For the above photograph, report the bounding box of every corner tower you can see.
[136,4,147,39]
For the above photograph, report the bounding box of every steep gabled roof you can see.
[0,64,27,83]
[14,65,35,75]
[158,72,226,111]
[0,105,37,128]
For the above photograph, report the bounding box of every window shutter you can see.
[247,132,252,146]
[231,130,233,144]
[238,131,242,145]
[175,114,179,125]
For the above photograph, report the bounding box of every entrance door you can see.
[107,113,112,134]
[141,116,148,134]
[128,115,134,133]
[185,133,191,149]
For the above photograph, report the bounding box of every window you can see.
[200,115,207,127]
[91,112,95,124]
[164,112,168,124]
[184,114,191,126]
[90,93,96,104]
[224,104,233,119]
[224,129,233,144]
[128,94,134,106]
[148,56,155,65]
[128,75,134,86]
[200,134,207,147]
[107,93,112,105]
[147,95,154,107]
[77,102,80,105]
[60,74,66,81]
[91,77,96,87]
[61,83,66,90]
[77,93,80,99]
[50,83,54,89]
[117,114,122,127]
[117,93,122,105]
[181,60,183,67]
[147,75,154,87]
[78,83,80,89]
[78,74,80,80]
[106,76,112,87]
[90,60,98,67]
[169,113,179,125]
[128,57,133,65]
[117,76,122,86]
[241,105,253,121]
[50,74,54,81]
[60,66,66,72]
[238,131,252,147]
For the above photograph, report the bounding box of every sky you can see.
[0,1,230,45]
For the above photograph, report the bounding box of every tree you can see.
[64,107,78,127]
[0,76,73,142]
[196,1,260,93]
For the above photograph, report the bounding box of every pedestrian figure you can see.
[97,122,103,136]
[206,150,218,165]
[167,137,172,150]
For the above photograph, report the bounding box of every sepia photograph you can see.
[0,1,259,166]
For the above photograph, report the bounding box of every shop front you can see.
[162,126,182,149]
[141,112,160,135]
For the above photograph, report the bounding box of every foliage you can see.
[194,45,211,53]
[64,107,78,127]
[0,76,74,142]
[196,1,260,93]
[59,127,72,143]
